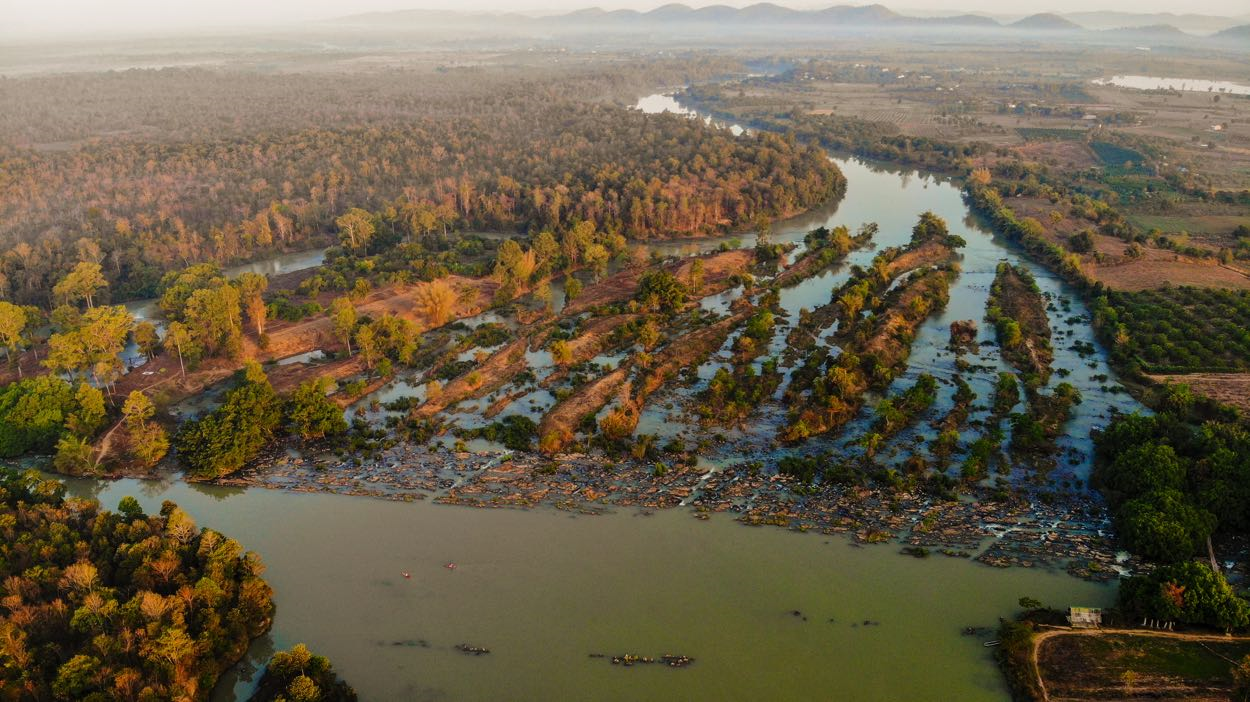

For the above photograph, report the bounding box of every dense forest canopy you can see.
[0,467,274,699]
[0,64,843,306]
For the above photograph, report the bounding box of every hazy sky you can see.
[5,0,1247,37]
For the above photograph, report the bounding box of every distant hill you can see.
[1010,13,1082,31]
[321,3,1248,44]
[1063,10,1241,33]
[817,4,904,25]
[1211,24,1250,41]
[924,14,1000,27]
[1104,24,1192,39]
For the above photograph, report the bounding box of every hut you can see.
[1067,607,1102,628]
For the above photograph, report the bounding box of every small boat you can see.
[983,640,1001,647]
[401,572,411,579]
[444,562,457,570]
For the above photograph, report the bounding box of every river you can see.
[48,97,1134,701]
[55,475,1111,702]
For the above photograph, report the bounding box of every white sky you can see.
[4,0,1247,38]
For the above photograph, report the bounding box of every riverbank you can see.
[217,441,1137,583]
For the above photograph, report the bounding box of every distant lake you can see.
[1093,75,1250,95]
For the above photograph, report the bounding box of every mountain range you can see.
[331,3,1250,43]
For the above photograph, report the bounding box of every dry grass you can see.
[1148,372,1250,414]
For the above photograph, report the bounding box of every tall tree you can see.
[123,390,168,467]
[53,262,108,310]
[335,208,376,250]
[236,273,269,338]
[329,297,357,355]
[0,301,28,375]
[163,322,196,378]
[184,285,242,359]
[355,325,377,370]
[43,305,133,392]
[133,321,160,360]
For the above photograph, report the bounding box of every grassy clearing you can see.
[1039,633,1250,699]
[1016,127,1086,141]
[1127,214,1250,236]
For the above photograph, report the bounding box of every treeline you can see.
[1,69,843,306]
[1098,387,1250,632]
[0,468,274,698]
[1094,388,1247,563]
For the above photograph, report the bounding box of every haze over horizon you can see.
[5,0,1249,39]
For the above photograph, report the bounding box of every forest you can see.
[0,66,842,306]
[0,467,274,699]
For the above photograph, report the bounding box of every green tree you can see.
[158,263,223,321]
[638,319,661,350]
[133,320,160,360]
[1118,489,1216,563]
[551,339,573,366]
[123,391,168,467]
[253,644,357,702]
[175,361,281,478]
[355,325,378,370]
[51,654,103,699]
[1101,443,1186,499]
[0,301,28,375]
[329,297,357,355]
[635,270,687,315]
[53,262,107,309]
[43,306,132,391]
[286,377,347,441]
[1120,561,1250,631]
[163,321,197,377]
[53,434,98,475]
[67,383,106,437]
[0,376,79,457]
[335,208,376,250]
[184,285,242,359]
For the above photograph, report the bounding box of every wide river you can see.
[59,476,1110,702]
[51,95,1129,701]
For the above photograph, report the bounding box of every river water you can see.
[43,97,1138,700]
[54,475,1111,702]
[399,96,1143,485]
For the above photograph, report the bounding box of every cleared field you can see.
[1148,372,1250,414]
[1092,259,1250,292]
[1128,214,1250,237]
[1038,632,1250,701]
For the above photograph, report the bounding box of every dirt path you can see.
[1030,626,1250,702]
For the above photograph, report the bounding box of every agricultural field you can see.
[1097,287,1250,374]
